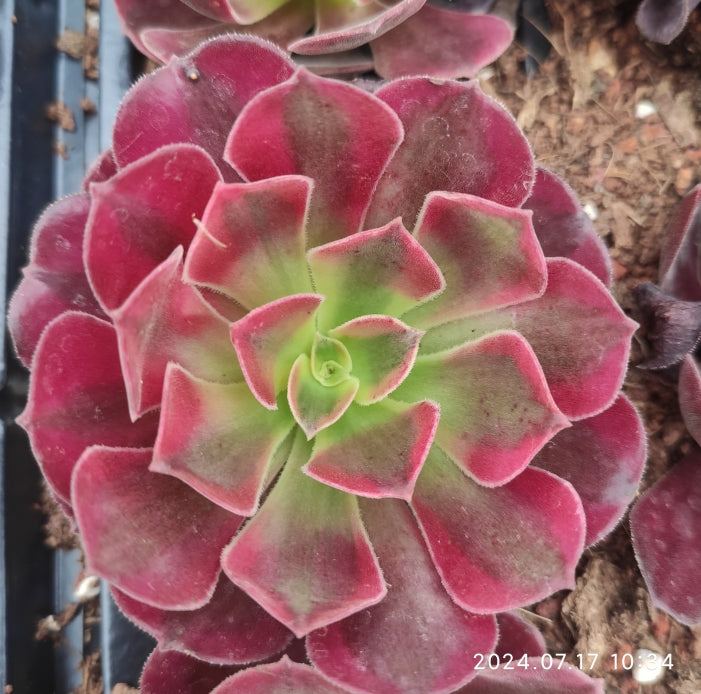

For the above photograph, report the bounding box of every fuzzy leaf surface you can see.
[412,447,585,612]
[152,363,294,516]
[222,433,386,637]
[366,78,535,229]
[226,68,403,247]
[73,446,243,610]
[308,497,498,694]
[184,176,313,310]
[112,574,293,665]
[17,313,158,504]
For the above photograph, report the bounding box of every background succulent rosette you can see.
[113,0,516,78]
[9,36,644,693]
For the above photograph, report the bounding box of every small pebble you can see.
[633,649,665,684]
[635,100,657,118]
[583,201,599,220]
[74,575,101,601]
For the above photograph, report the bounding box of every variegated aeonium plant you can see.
[10,36,646,693]
[113,0,515,78]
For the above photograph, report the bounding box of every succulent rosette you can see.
[10,36,644,693]
[113,0,515,78]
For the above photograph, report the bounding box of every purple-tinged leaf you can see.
[307,218,444,331]
[632,282,701,369]
[659,183,701,299]
[112,574,293,665]
[112,248,241,419]
[307,498,498,694]
[287,354,359,439]
[212,656,351,694]
[371,4,514,79]
[366,78,535,229]
[72,446,243,610]
[507,258,637,420]
[395,331,568,486]
[523,168,612,287]
[303,399,439,499]
[329,315,424,404]
[84,144,221,313]
[140,647,240,694]
[17,313,158,504]
[225,68,403,247]
[113,35,294,172]
[494,612,546,658]
[290,0,425,54]
[412,447,585,612]
[230,294,323,409]
[151,363,295,516]
[679,355,701,445]
[637,0,701,44]
[533,395,646,546]
[184,176,313,310]
[459,662,605,693]
[222,432,386,638]
[407,192,546,329]
[7,194,105,367]
[631,451,701,626]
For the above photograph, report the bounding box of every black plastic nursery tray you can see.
[1,1,154,691]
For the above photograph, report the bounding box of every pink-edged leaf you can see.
[112,574,293,665]
[290,0,425,54]
[85,144,221,312]
[140,647,240,694]
[17,313,158,504]
[112,247,241,419]
[8,194,104,367]
[184,176,313,309]
[679,355,701,445]
[631,451,701,626]
[303,398,439,499]
[212,656,351,694]
[72,446,243,610]
[637,0,701,44]
[533,395,646,545]
[495,612,546,658]
[225,68,403,247]
[308,497,498,694]
[371,4,514,79]
[113,35,294,171]
[459,662,605,693]
[659,184,701,299]
[287,354,359,439]
[151,363,294,516]
[329,314,424,404]
[113,0,221,61]
[506,258,638,420]
[230,294,323,409]
[524,167,612,287]
[140,2,316,64]
[394,331,568,486]
[406,192,546,329]
[82,148,118,189]
[412,446,585,612]
[307,218,444,331]
[366,78,535,230]
[222,432,386,638]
